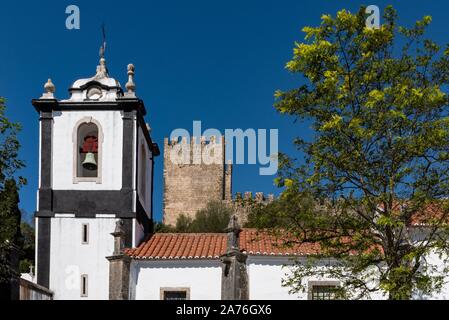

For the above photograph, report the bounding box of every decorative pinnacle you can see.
[41,79,55,99]
[93,24,108,79]
[125,63,136,97]
[226,214,241,251]
[113,219,124,235]
[93,56,109,80]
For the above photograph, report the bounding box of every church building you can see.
[29,51,449,300]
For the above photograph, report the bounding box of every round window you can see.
[86,87,103,100]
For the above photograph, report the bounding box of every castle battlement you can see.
[164,135,225,147]
[234,191,275,203]
[220,191,276,224]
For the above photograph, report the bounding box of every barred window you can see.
[311,285,337,300]
[163,291,187,300]
[160,288,190,300]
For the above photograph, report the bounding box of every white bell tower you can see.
[32,51,159,299]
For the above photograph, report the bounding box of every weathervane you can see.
[99,23,106,58]
[94,23,109,79]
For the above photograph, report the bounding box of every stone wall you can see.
[163,136,232,226]
[225,192,275,224]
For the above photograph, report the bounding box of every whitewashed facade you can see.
[32,54,159,300]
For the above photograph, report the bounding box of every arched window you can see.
[73,118,103,183]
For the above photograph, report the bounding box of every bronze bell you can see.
[82,152,97,170]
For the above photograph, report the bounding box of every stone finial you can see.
[227,214,240,232]
[225,214,241,251]
[111,219,125,255]
[220,214,248,300]
[114,219,124,235]
[125,64,136,97]
[41,79,55,99]
[93,57,109,80]
[244,192,252,200]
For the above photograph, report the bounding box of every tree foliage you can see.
[0,98,25,283]
[173,201,233,233]
[19,222,35,274]
[267,6,449,299]
[0,98,24,188]
[0,180,22,283]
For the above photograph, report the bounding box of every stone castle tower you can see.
[163,136,232,226]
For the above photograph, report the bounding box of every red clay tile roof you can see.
[124,233,227,260]
[241,229,319,256]
[378,201,449,226]
[124,229,319,260]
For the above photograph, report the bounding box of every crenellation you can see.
[226,191,276,223]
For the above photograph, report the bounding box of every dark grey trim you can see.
[38,111,53,213]
[38,189,53,213]
[135,115,139,208]
[35,190,134,218]
[32,99,57,113]
[136,196,152,234]
[122,110,135,191]
[37,218,51,288]
[134,123,152,233]
[117,97,146,116]
[122,218,133,248]
[136,116,160,156]
[33,99,145,112]
[150,156,155,233]
[134,125,152,234]
[39,111,53,189]
[70,80,122,93]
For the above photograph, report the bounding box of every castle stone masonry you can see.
[163,136,232,226]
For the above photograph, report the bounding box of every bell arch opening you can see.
[77,123,99,177]
[72,117,103,183]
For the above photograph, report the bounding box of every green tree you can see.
[269,6,449,299]
[174,201,233,233]
[175,214,194,232]
[0,97,25,284]
[245,192,315,229]
[0,98,24,187]
[19,222,35,273]
[153,221,175,233]
[0,180,22,283]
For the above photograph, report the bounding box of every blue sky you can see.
[1,0,448,222]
